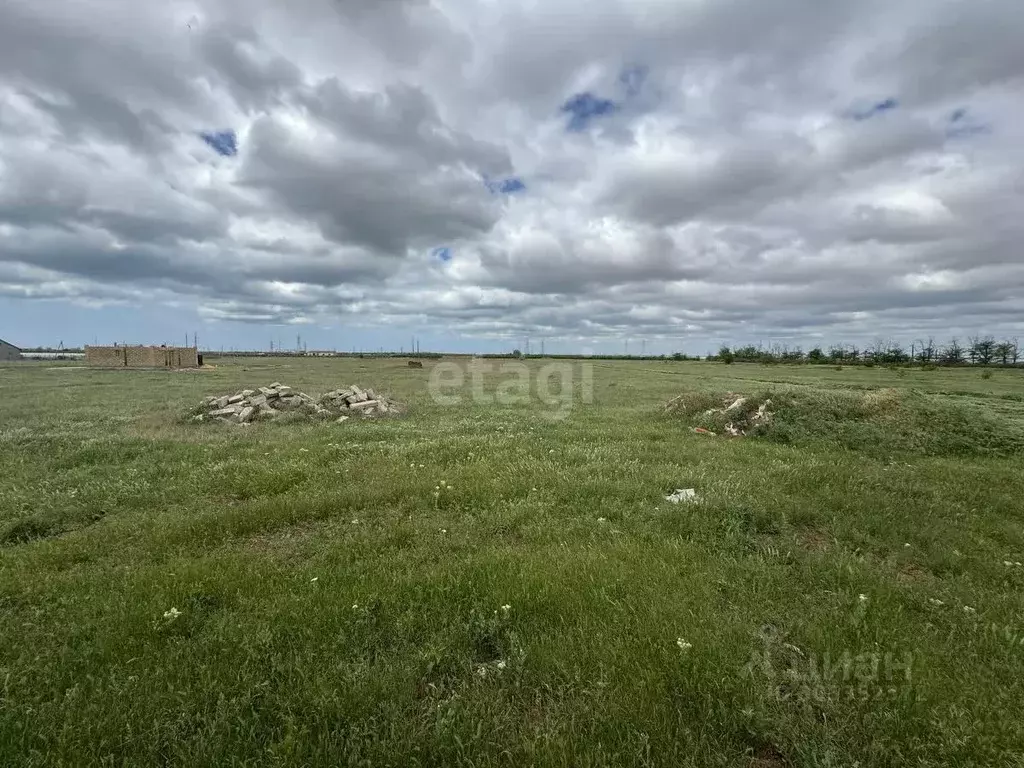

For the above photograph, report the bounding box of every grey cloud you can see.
[1,0,1023,348]
[198,25,304,111]
[239,108,506,254]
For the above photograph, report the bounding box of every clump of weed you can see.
[981,371,993,380]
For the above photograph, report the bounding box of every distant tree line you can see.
[709,336,1021,367]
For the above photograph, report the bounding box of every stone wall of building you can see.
[85,345,199,368]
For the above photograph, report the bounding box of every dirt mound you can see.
[192,383,403,426]
[664,392,774,437]
[666,388,1024,458]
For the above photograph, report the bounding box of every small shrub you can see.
[981,370,993,380]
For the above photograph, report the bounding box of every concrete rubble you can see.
[191,382,404,425]
[665,392,774,438]
[665,488,699,504]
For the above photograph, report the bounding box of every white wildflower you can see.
[162,607,181,621]
[310,577,319,583]
[676,638,692,651]
[928,598,944,606]
[439,528,447,534]
[1004,561,1014,567]
[496,660,507,670]
[501,604,511,613]
[963,605,976,613]
[858,594,868,603]
[597,517,607,523]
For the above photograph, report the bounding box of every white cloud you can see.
[1,0,1023,348]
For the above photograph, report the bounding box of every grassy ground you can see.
[1,358,1023,766]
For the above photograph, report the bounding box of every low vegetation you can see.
[670,387,1024,459]
[1,358,1022,766]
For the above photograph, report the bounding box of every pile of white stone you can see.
[194,383,402,425]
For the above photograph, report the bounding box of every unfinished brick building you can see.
[85,345,199,368]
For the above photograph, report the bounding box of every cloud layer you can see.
[2,0,1024,348]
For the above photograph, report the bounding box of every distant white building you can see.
[19,351,85,361]
[0,339,21,362]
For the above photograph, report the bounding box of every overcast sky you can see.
[2,0,1023,354]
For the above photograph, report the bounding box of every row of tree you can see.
[709,337,1022,366]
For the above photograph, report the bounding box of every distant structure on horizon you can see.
[85,344,200,368]
[0,338,21,362]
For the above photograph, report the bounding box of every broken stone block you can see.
[335,415,350,423]
[725,396,747,413]
[249,394,267,408]
[665,488,698,504]
[348,400,378,411]
[215,396,230,409]
[209,407,240,418]
[238,406,255,423]
[241,389,255,397]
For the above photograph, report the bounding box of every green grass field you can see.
[2,358,1023,766]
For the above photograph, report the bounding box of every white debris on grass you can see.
[665,488,698,504]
